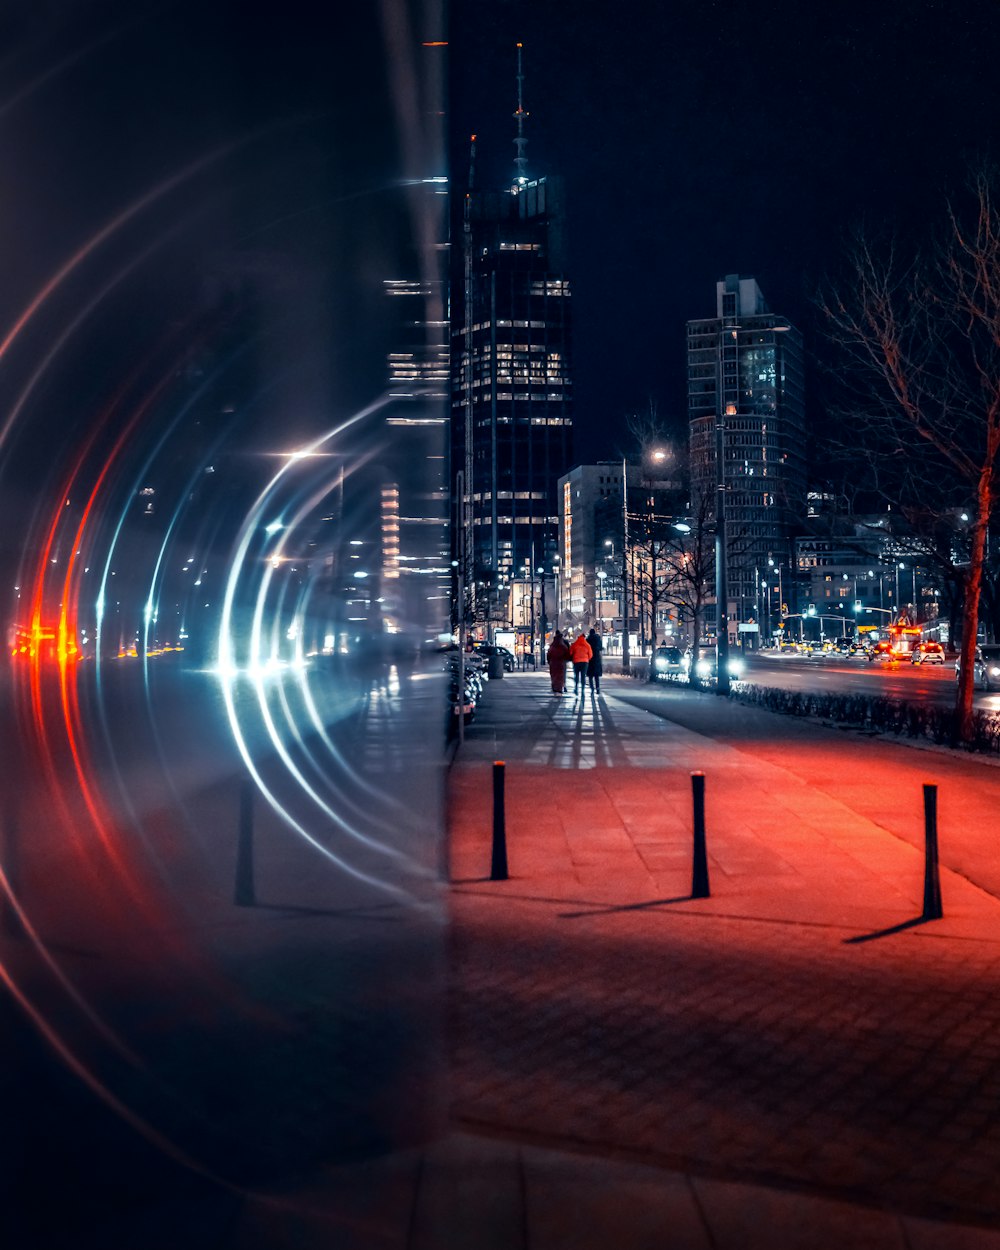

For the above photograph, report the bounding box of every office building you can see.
[558,463,636,635]
[559,461,685,652]
[451,48,574,628]
[383,276,450,632]
[687,275,806,628]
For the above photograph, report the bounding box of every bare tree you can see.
[621,403,680,657]
[660,486,716,671]
[818,165,1000,741]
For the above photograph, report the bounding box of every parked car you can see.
[652,644,685,679]
[472,642,516,672]
[910,642,946,665]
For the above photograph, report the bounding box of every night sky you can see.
[0,0,446,599]
[1,2,996,555]
[450,1,999,465]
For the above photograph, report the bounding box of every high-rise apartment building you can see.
[451,50,573,627]
[687,275,806,626]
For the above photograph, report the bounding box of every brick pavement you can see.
[8,661,1000,1247]
[446,670,1000,1243]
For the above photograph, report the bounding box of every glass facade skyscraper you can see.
[688,275,806,625]
[451,174,574,625]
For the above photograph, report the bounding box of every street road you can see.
[734,651,1000,711]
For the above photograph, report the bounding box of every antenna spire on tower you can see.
[512,41,528,189]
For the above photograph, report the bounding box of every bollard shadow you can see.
[559,895,695,920]
[844,914,938,945]
[250,900,404,922]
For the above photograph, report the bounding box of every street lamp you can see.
[714,318,739,695]
[536,565,548,664]
[522,558,534,666]
[621,455,631,672]
[645,447,668,653]
[767,556,784,643]
[715,402,731,693]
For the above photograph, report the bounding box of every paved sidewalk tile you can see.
[446,672,1000,1240]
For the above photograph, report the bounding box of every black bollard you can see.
[490,760,509,881]
[922,782,942,920]
[691,771,710,899]
[234,779,256,907]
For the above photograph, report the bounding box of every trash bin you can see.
[488,653,505,680]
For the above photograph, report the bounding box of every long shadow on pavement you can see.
[844,915,935,944]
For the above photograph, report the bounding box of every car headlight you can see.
[654,657,666,671]
[990,666,1000,677]
[729,659,744,676]
[696,659,711,676]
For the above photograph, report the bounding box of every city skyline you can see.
[450,3,1000,465]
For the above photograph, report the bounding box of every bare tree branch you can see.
[817,162,1000,741]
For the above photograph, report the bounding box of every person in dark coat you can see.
[546,630,571,694]
[586,627,604,694]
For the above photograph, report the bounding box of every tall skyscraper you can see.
[687,275,806,627]
[383,275,450,633]
[451,47,574,628]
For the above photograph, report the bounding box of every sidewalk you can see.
[440,669,1000,1248]
[9,666,1000,1248]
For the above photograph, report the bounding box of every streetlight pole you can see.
[455,469,466,744]
[715,324,737,695]
[538,566,547,665]
[646,447,667,659]
[715,404,729,694]
[621,455,630,672]
[768,556,784,642]
[528,557,535,665]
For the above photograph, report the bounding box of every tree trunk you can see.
[955,477,991,742]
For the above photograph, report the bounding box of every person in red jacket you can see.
[569,631,593,695]
[546,630,571,694]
